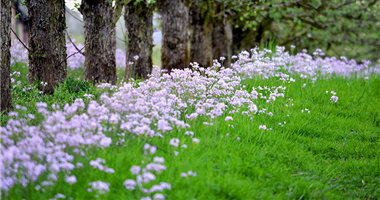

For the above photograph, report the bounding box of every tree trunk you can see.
[80,0,117,85]
[1,0,13,114]
[189,0,213,68]
[159,0,190,72]
[26,0,67,93]
[124,1,153,80]
[212,22,232,68]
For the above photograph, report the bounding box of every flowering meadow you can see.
[2,41,380,199]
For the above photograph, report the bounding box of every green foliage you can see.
[60,77,92,94]
[219,0,380,62]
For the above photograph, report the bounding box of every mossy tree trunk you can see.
[26,0,67,93]
[80,0,117,85]
[189,0,213,68]
[124,1,154,80]
[159,0,191,72]
[1,0,13,113]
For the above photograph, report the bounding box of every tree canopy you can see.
[215,0,380,62]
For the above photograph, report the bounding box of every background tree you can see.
[26,0,67,93]
[124,1,154,80]
[211,1,232,67]
[189,0,213,67]
[1,0,13,114]
[159,0,191,72]
[80,0,118,84]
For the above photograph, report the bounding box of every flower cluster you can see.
[3,42,380,199]
[124,143,171,200]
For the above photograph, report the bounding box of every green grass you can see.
[2,56,380,199]
[152,44,162,67]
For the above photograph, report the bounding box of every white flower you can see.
[150,146,157,154]
[259,125,267,130]
[330,96,338,103]
[153,157,165,163]
[169,138,180,147]
[89,181,110,194]
[143,143,151,150]
[65,175,77,185]
[153,193,165,200]
[54,193,66,199]
[192,138,200,144]
[105,168,115,173]
[160,182,171,190]
[149,185,164,193]
[142,172,156,183]
[225,116,233,121]
[131,165,141,175]
[123,179,136,190]
[99,137,112,148]
[146,163,167,173]
[184,131,194,137]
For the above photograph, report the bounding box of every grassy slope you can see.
[2,59,380,200]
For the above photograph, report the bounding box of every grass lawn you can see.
[2,47,380,200]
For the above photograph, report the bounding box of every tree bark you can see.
[159,0,190,72]
[1,0,13,114]
[124,1,153,80]
[189,0,213,68]
[80,0,117,85]
[26,0,67,93]
[212,22,232,68]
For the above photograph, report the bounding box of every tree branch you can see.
[65,29,84,56]
[10,28,29,51]
[113,0,131,24]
